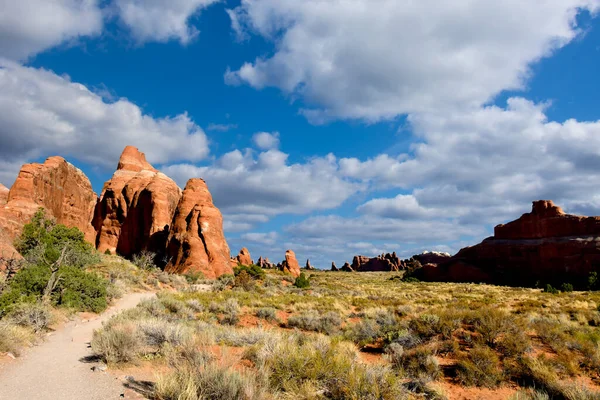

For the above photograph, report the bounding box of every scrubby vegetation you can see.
[0,209,190,357]
[88,269,600,399]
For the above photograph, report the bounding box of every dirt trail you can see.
[0,292,155,400]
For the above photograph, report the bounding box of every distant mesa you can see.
[420,200,600,288]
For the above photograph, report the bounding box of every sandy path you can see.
[0,292,155,400]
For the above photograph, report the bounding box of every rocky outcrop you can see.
[0,157,97,242]
[331,262,339,271]
[93,146,181,257]
[0,184,8,206]
[305,259,315,270]
[164,179,232,279]
[352,252,403,272]
[232,248,253,266]
[429,200,600,288]
[257,256,275,269]
[280,250,301,277]
[341,262,354,272]
[413,251,451,266]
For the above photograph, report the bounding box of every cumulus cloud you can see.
[113,0,219,44]
[226,0,599,122]
[241,231,278,246]
[0,0,104,61]
[0,61,209,185]
[162,149,362,218]
[252,131,280,150]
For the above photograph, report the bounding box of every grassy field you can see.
[91,269,600,400]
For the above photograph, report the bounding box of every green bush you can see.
[589,272,599,291]
[293,273,310,289]
[543,284,558,294]
[15,209,99,268]
[0,264,108,315]
[233,264,265,280]
[561,283,574,293]
[456,346,503,388]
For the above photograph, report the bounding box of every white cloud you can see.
[113,0,219,44]
[0,61,209,185]
[227,0,599,122]
[0,0,104,61]
[163,149,362,218]
[252,131,280,150]
[241,231,278,246]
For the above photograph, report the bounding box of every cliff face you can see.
[164,179,233,279]
[428,200,600,288]
[93,146,181,257]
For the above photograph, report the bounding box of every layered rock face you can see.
[430,200,600,287]
[341,262,354,272]
[164,179,233,279]
[351,252,403,272]
[233,248,253,266]
[0,157,97,242]
[280,250,301,277]
[413,251,451,266]
[93,146,181,256]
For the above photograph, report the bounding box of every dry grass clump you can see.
[247,333,407,399]
[287,310,342,334]
[0,320,35,355]
[456,345,503,388]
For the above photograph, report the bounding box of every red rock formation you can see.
[331,262,339,271]
[257,256,274,269]
[341,262,354,272]
[431,200,600,288]
[165,179,232,279]
[93,146,181,256]
[0,157,97,242]
[280,250,301,277]
[233,248,253,266]
[305,259,315,270]
[352,252,403,272]
[0,184,8,206]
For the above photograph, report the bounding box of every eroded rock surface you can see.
[352,252,403,272]
[165,179,232,279]
[280,250,301,277]
[233,248,253,266]
[93,146,181,256]
[0,157,97,242]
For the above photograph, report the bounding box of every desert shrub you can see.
[255,307,278,322]
[456,346,503,388]
[498,328,532,358]
[8,302,53,332]
[234,270,255,291]
[288,310,342,334]
[0,264,108,315]
[154,358,267,400]
[104,249,112,255]
[469,308,514,347]
[0,321,35,356]
[252,334,406,399]
[393,346,441,381]
[233,264,265,280]
[387,329,422,350]
[409,314,440,339]
[213,274,234,292]
[91,323,143,364]
[293,273,310,289]
[543,284,559,294]
[220,298,240,326]
[184,271,204,284]
[561,283,574,293]
[509,389,550,400]
[589,272,599,291]
[138,319,190,348]
[15,209,99,268]
[347,318,380,346]
[131,250,157,270]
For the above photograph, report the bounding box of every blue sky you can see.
[2,1,600,268]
